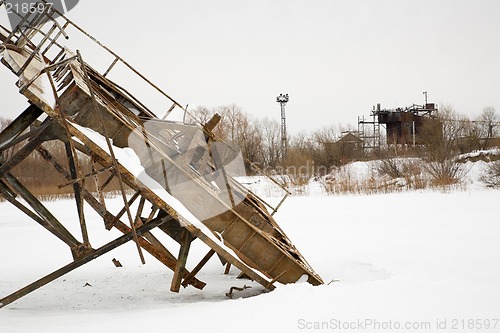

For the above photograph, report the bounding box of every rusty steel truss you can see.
[0,1,323,308]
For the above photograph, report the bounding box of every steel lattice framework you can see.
[0,1,323,308]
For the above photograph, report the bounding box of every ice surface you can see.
[1,129,499,332]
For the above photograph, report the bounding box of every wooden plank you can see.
[99,170,116,191]
[64,141,89,246]
[185,224,275,291]
[209,142,236,207]
[107,191,140,230]
[134,197,146,227]
[170,230,193,292]
[91,159,107,207]
[58,164,113,188]
[181,249,216,288]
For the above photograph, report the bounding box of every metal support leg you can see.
[181,249,215,288]
[64,141,90,247]
[0,104,43,148]
[0,216,169,309]
[0,171,80,248]
[170,230,193,292]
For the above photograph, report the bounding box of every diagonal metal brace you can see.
[0,215,169,309]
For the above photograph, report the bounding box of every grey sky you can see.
[1,0,499,134]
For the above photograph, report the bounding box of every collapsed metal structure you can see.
[0,1,323,308]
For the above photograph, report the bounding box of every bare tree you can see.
[479,107,499,146]
[283,133,318,178]
[190,104,264,173]
[188,105,213,125]
[0,117,12,160]
[481,160,500,188]
[417,106,469,185]
[256,117,281,169]
[312,125,339,168]
[0,117,9,129]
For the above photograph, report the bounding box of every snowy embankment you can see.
[0,160,499,332]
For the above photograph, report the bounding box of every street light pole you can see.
[276,93,289,160]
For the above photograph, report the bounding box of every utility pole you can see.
[412,121,416,147]
[276,93,289,160]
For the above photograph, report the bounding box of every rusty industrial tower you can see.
[358,97,441,151]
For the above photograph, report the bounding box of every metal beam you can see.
[0,215,169,309]
[77,50,145,265]
[64,141,89,245]
[0,122,52,177]
[0,181,48,226]
[0,171,80,248]
[0,104,43,148]
[170,230,193,292]
[181,249,215,288]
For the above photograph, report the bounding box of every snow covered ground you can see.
[1,163,499,332]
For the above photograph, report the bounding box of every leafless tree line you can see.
[189,105,361,175]
[1,104,499,197]
[190,104,500,188]
[0,117,121,198]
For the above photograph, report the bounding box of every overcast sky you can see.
[1,0,500,134]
